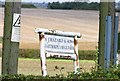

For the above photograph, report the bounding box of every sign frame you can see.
[35,28,82,76]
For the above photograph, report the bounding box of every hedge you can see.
[1,68,120,81]
[19,49,97,60]
[21,4,37,8]
[19,49,39,59]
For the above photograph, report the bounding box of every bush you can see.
[19,49,97,60]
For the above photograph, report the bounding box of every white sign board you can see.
[11,13,21,42]
[45,34,74,54]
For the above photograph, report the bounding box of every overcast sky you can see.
[21,0,99,3]
[0,0,119,3]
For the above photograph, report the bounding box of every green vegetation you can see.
[19,49,97,60]
[1,66,120,80]
[0,37,2,57]
[118,32,120,52]
[19,49,39,58]
[22,4,37,8]
[0,36,2,43]
[48,2,99,10]
[79,50,97,60]
[0,49,2,57]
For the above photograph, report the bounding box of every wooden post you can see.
[39,33,47,76]
[98,0,115,69]
[2,1,13,74]
[98,1,109,69]
[74,35,80,73]
[2,0,21,74]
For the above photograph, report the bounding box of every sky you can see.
[0,0,119,3]
[21,0,120,3]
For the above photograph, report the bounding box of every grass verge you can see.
[18,58,95,76]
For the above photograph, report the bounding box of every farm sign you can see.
[35,28,82,76]
[45,34,74,54]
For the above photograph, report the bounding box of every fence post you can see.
[98,0,115,69]
[2,0,21,74]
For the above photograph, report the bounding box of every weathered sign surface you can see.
[45,34,74,54]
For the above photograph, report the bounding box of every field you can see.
[0,8,120,50]
[0,8,100,50]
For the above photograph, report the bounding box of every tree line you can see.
[48,2,99,10]
[0,3,37,8]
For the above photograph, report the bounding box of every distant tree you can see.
[22,4,37,8]
[48,2,99,10]
[48,2,61,9]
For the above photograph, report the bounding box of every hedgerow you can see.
[21,4,37,8]
[19,49,97,60]
[1,67,120,81]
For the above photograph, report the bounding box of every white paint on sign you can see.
[45,34,74,54]
[11,13,21,42]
